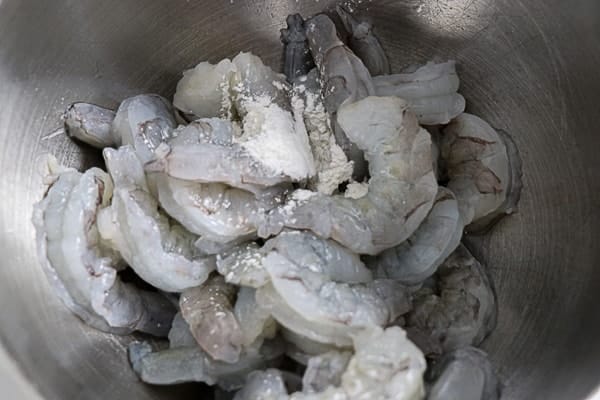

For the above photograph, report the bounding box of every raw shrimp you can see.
[281,14,315,83]
[404,245,497,356]
[234,287,278,347]
[180,275,243,363]
[440,113,522,231]
[427,347,501,400]
[63,102,116,148]
[282,327,344,365]
[262,242,411,337]
[153,119,291,241]
[260,96,438,255]
[368,188,463,285]
[292,69,354,195]
[145,115,309,192]
[173,52,290,120]
[128,337,285,389]
[153,174,277,244]
[97,146,215,292]
[305,14,376,179]
[373,61,465,125]
[336,4,391,76]
[168,312,197,348]
[263,230,373,284]
[256,284,354,347]
[234,369,289,400]
[289,327,426,400]
[173,59,237,120]
[217,242,270,288]
[111,94,176,163]
[217,230,372,288]
[302,351,352,393]
[230,52,292,116]
[467,128,523,233]
[32,162,175,336]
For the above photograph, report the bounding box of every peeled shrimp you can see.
[153,174,278,244]
[336,4,391,76]
[128,337,285,389]
[97,146,215,292]
[234,287,278,347]
[292,69,354,195]
[217,242,270,288]
[262,240,411,339]
[289,327,427,400]
[180,275,243,363]
[63,102,116,148]
[373,61,465,125]
[256,284,353,347]
[32,162,175,336]
[263,230,373,284]
[305,14,376,179]
[152,120,289,242]
[302,351,352,394]
[168,312,197,348]
[145,117,304,192]
[281,14,315,83]
[173,52,290,120]
[405,245,497,356]
[282,327,344,365]
[368,188,463,285]
[234,369,289,400]
[427,347,501,400]
[174,59,238,120]
[260,96,438,255]
[111,94,176,163]
[440,113,522,231]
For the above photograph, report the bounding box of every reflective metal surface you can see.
[0,0,599,399]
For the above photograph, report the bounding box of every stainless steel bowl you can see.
[1,0,599,399]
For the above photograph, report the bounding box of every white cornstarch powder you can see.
[235,96,316,180]
[294,86,354,195]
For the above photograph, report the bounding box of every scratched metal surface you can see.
[0,0,599,399]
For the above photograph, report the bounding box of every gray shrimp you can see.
[97,146,215,292]
[289,327,427,400]
[180,275,244,363]
[427,347,501,400]
[305,14,376,179]
[440,113,522,232]
[233,369,289,400]
[404,245,497,357]
[128,337,285,389]
[281,14,315,83]
[168,312,197,348]
[373,61,465,125]
[111,94,176,163]
[336,4,391,76]
[302,351,352,394]
[368,188,463,285]
[173,52,290,121]
[260,96,438,255]
[149,120,289,242]
[32,160,175,336]
[261,241,411,342]
[145,119,298,193]
[63,102,117,148]
[233,287,278,348]
[217,242,270,288]
[282,327,345,366]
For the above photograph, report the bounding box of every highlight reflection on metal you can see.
[0,0,599,399]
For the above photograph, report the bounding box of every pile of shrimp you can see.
[33,4,522,400]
